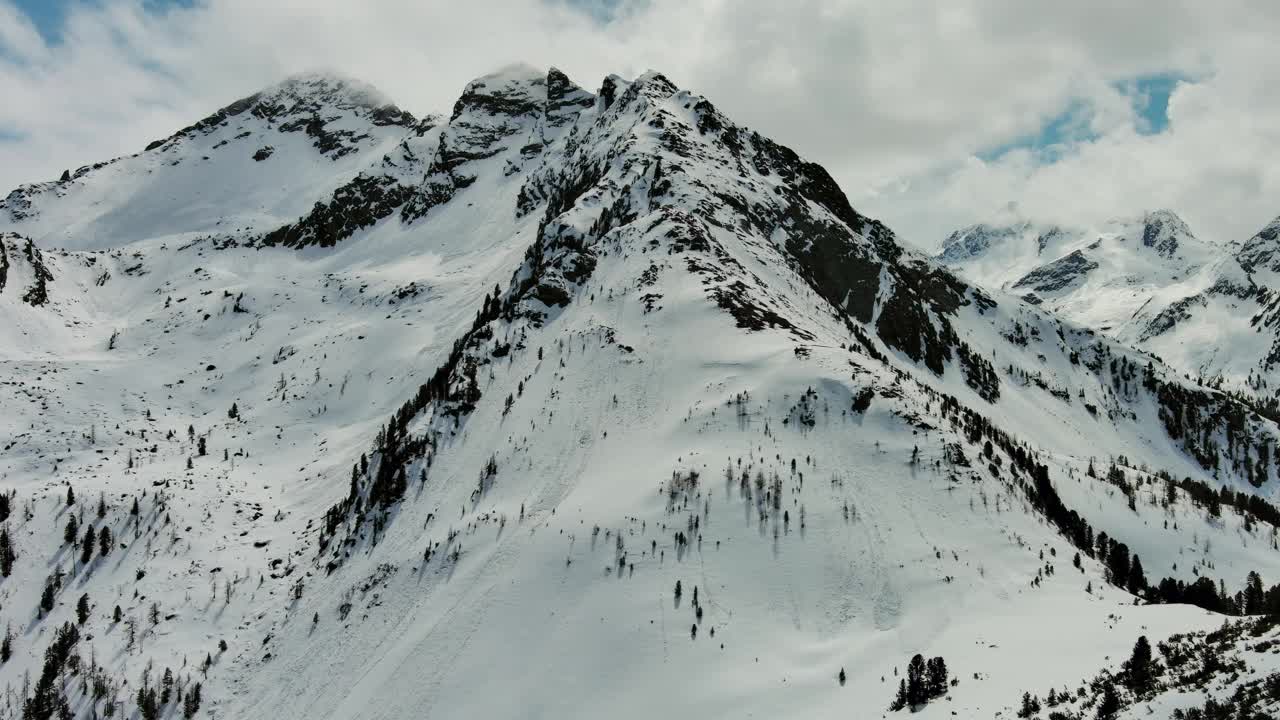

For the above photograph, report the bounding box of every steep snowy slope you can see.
[5,66,1280,720]
[0,72,420,251]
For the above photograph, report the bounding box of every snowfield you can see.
[2,65,1280,719]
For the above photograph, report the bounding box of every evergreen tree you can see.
[1095,683,1120,719]
[889,679,908,711]
[1126,635,1153,696]
[1127,555,1147,594]
[40,581,55,614]
[1244,571,1265,614]
[99,525,112,556]
[97,493,106,519]
[0,528,14,577]
[0,626,10,663]
[926,656,948,698]
[66,486,75,506]
[64,515,78,545]
[1017,692,1041,718]
[228,402,239,419]
[76,594,90,625]
[182,682,202,718]
[138,682,159,720]
[81,525,95,564]
[906,653,927,707]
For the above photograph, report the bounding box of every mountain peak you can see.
[138,70,415,158]
[1236,214,1280,273]
[450,64,559,121]
[1133,208,1195,257]
[258,70,399,113]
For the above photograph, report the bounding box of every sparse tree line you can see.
[0,481,215,718]
[940,393,1280,618]
[1013,619,1280,719]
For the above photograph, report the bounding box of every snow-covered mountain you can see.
[937,210,1280,398]
[936,210,1221,331]
[5,66,1280,720]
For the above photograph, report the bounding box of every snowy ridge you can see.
[938,210,1280,400]
[3,67,1280,720]
[0,72,415,251]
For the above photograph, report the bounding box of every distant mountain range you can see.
[938,209,1280,394]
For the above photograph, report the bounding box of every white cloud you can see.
[1,0,1277,247]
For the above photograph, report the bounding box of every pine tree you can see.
[99,525,112,556]
[1244,571,1265,614]
[64,515,78,545]
[906,653,927,707]
[889,679,908,711]
[76,594,90,625]
[228,402,239,420]
[183,682,202,718]
[1095,682,1120,719]
[81,525,95,564]
[97,493,106,519]
[926,656,948,698]
[1126,635,1153,696]
[138,682,159,720]
[0,528,13,576]
[40,581,55,614]
[66,486,75,506]
[0,625,10,663]
[1127,554,1147,594]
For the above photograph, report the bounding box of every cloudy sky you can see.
[2,0,1278,248]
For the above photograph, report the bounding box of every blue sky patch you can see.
[10,0,193,44]
[978,71,1184,164]
[977,100,1098,163]
[1124,72,1183,135]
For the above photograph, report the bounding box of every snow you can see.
[938,210,1280,394]
[1,66,1279,720]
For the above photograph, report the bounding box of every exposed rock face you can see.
[146,72,416,159]
[1139,209,1195,258]
[938,222,1030,264]
[0,232,53,305]
[1012,250,1099,293]
[1236,216,1280,274]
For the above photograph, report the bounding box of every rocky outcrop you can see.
[1012,250,1098,293]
